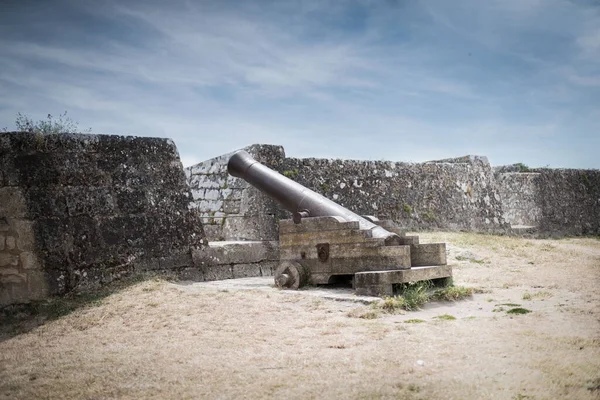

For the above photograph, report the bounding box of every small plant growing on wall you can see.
[516,163,530,173]
[421,209,437,222]
[283,169,300,179]
[11,111,92,134]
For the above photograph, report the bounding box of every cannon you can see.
[227,151,451,296]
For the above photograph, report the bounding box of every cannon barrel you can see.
[227,151,401,245]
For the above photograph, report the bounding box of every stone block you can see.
[202,225,223,241]
[0,234,4,251]
[192,241,279,266]
[222,188,243,200]
[354,265,453,297]
[223,214,278,241]
[410,243,447,266]
[239,186,279,216]
[279,217,359,234]
[0,272,27,284]
[0,187,27,218]
[232,263,262,278]
[260,261,277,277]
[177,267,204,282]
[0,267,20,275]
[0,218,9,231]
[158,251,194,269]
[12,219,36,251]
[398,235,419,245]
[26,270,48,300]
[19,252,40,270]
[223,199,241,214]
[5,236,15,250]
[202,265,233,281]
[0,253,19,267]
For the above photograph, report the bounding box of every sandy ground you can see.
[1,232,599,400]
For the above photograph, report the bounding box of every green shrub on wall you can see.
[3,111,91,134]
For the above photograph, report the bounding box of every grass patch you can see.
[433,314,456,320]
[404,319,426,324]
[347,307,380,319]
[376,281,472,314]
[430,285,473,301]
[523,290,553,300]
[497,303,521,307]
[506,307,532,315]
[380,296,409,313]
[586,377,600,391]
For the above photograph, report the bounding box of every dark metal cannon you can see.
[227,151,401,245]
[227,150,450,296]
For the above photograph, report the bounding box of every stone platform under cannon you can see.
[277,216,451,297]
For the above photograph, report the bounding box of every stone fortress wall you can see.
[2,134,598,307]
[0,132,207,307]
[186,145,600,240]
[185,144,286,241]
[494,165,600,236]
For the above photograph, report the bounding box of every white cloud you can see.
[0,0,598,168]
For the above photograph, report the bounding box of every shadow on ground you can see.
[0,275,149,342]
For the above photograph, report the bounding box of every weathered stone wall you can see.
[495,166,600,235]
[284,155,509,233]
[1,132,206,306]
[187,149,510,240]
[495,173,541,227]
[532,169,599,235]
[185,144,285,241]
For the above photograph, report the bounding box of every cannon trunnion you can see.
[227,151,452,297]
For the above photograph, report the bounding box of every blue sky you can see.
[1,0,599,168]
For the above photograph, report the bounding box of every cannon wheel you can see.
[274,261,308,290]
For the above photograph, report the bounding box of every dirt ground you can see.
[1,232,599,400]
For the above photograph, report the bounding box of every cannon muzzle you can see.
[227,151,401,245]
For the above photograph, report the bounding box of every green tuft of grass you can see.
[380,296,407,313]
[282,169,299,179]
[430,285,473,301]
[506,307,532,315]
[404,319,426,324]
[377,281,472,314]
[497,303,521,307]
[516,162,530,173]
[395,281,431,311]
[434,314,456,320]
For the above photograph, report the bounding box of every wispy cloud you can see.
[0,0,598,168]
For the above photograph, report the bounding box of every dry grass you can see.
[1,232,599,400]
